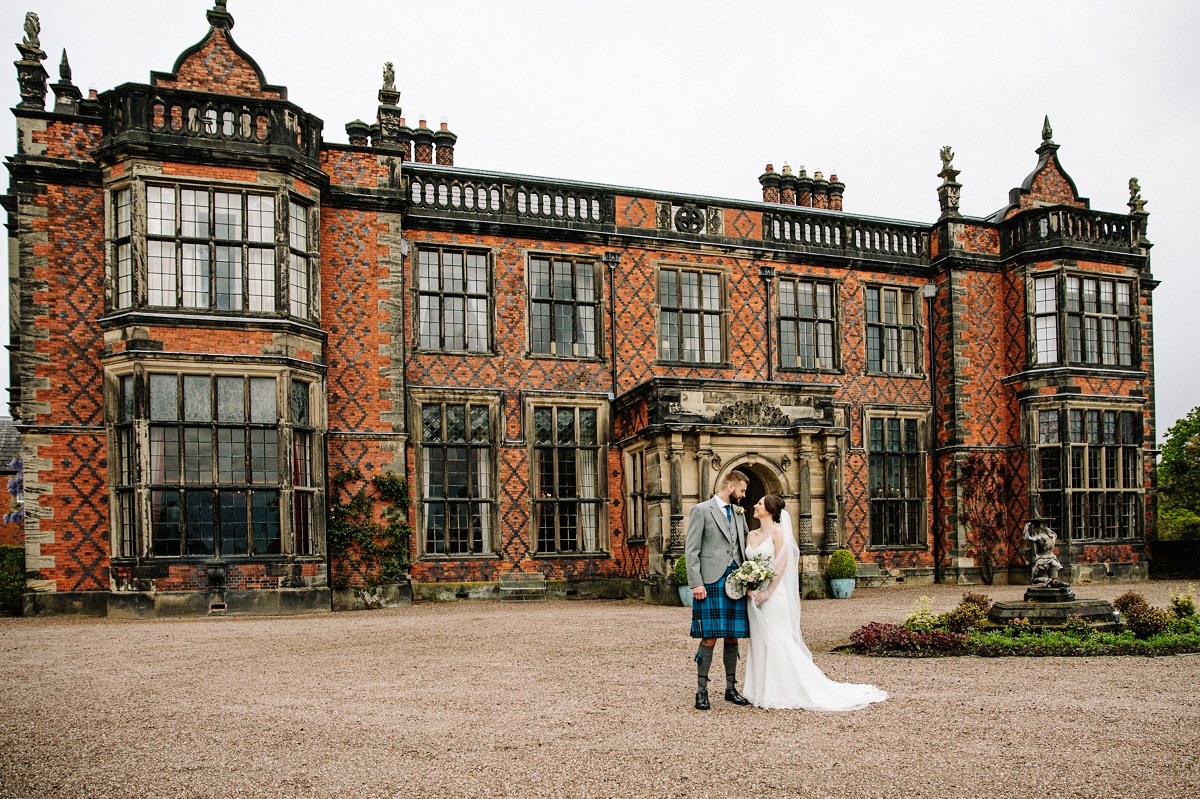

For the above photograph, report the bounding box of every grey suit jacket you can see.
[683,496,747,588]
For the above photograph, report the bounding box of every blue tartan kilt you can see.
[690,562,749,639]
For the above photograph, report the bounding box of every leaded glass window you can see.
[534,406,602,553]
[421,402,494,554]
[868,416,924,547]
[529,255,600,357]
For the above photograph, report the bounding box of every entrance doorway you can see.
[735,465,775,532]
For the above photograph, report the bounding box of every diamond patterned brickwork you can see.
[154,29,283,100]
[949,222,1001,255]
[322,148,389,189]
[616,196,655,228]
[1016,154,1086,212]
[31,119,101,161]
[405,231,614,397]
[320,193,409,586]
[949,269,1021,448]
[28,433,109,591]
[322,207,401,438]
[26,185,105,427]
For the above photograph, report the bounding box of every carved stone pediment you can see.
[715,398,790,427]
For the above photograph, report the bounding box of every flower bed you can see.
[845,586,1200,657]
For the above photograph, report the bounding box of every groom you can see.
[684,469,751,710]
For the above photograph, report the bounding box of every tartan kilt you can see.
[690,562,749,639]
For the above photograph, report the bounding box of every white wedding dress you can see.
[743,512,888,711]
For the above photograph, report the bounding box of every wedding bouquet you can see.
[724,554,775,600]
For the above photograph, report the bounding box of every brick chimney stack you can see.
[434,118,457,166]
[812,171,829,209]
[759,163,780,203]
[780,163,798,205]
[796,166,813,207]
[413,119,434,163]
[829,174,844,211]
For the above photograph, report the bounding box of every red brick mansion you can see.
[4,3,1158,615]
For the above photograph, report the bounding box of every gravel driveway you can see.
[1,580,1197,799]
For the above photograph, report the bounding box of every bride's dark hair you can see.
[763,494,785,523]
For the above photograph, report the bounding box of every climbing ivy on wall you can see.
[327,468,412,589]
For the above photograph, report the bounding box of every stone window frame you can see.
[1028,269,1140,370]
[525,394,610,556]
[778,276,839,372]
[1027,401,1143,542]
[863,408,927,550]
[413,245,493,354]
[655,263,726,365]
[625,448,648,545]
[863,284,922,376]
[525,252,603,360]
[411,388,501,559]
[106,176,319,322]
[106,360,326,561]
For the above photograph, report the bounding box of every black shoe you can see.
[724,687,751,705]
[695,690,710,710]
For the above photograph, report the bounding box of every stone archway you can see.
[732,462,780,532]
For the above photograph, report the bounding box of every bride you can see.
[743,495,888,711]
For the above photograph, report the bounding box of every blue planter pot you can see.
[678,585,693,608]
[829,578,856,599]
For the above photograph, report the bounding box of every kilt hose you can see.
[690,561,749,639]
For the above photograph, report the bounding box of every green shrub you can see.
[1112,590,1149,616]
[672,554,688,586]
[1063,614,1094,639]
[1166,615,1200,636]
[959,592,992,615]
[938,601,987,633]
[903,595,938,633]
[1169,584,1197,619]
[1124,603,1171,639]
[825,549,857,580]
[0,545,23,616]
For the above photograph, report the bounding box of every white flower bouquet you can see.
[724,554,775,600]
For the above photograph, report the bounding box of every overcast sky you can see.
[3,1,1197,438]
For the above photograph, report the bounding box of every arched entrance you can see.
[734,463,779,532]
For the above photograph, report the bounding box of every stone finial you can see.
[1128,177,1146,212]
[1128,177,1148,242]
[15,11,49,110]
[51,48,82,115]
[378,61,401,108]
[1042,115,1053,144]
[22,11,40,48]
[937,144,962,219]
[207,0,234,30]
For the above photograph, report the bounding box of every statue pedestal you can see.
[988,593,1118,631]
[1023,585,1076,602]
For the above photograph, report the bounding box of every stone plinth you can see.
[988,597,1118,630]
[1024,585,1076,602]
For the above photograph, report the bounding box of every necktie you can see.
[725,504,732,524]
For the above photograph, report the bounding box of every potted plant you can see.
[826,549,858,599]
[673,555,693,608]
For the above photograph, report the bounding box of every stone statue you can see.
[383,62,396,91]
[23,12,41,48]
[939,145,954,171]
[1023,515,1067,587]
